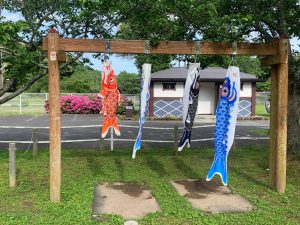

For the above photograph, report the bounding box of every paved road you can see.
[0,115,269,150]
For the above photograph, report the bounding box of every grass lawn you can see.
[256,104,270,117]
[0,147,299,225]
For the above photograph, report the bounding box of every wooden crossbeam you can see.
[261,38,288,65]
[42,38,278,56]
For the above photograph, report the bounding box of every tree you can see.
[117,71,140,94]
[116,0,300,153]
[0,0,120,104]
[2,0,299,152]
[29,63,101,93]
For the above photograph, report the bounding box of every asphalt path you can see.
[0,115,269,150]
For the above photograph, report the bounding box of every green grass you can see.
[256,104,270,117]
[0,148,299,225]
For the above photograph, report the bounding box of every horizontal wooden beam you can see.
[261,39,289,66]
[43,38,278,56]
[261,56,282,66]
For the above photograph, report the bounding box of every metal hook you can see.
[144,40,150,54]
[229,41,238,66]
[105,39,111,53]
[195,41,200,55]
[103,39,111,62]
[194,41,200,63]
[232,41,237,55]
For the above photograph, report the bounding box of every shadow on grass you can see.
[114,158,125,181]
[229,166,271,189]
[146,156,169,177]
[86,154,105,178]
[173,157,200,178]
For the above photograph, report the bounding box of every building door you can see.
[197,82,216,114]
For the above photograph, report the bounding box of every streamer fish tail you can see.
[206,155,228,186]
[102,117,120,138]
[132,129,142,159]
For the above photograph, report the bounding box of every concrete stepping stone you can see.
[171,179,253,213]
[92,182,160,219]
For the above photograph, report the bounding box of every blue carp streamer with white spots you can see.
[206,66,240,186]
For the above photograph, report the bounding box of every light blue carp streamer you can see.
[132,64,151,159]
[206,66,240,186]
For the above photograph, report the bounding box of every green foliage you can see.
[0,147,299,224]
[117,71,140,94]
[0,0,120,101]
[256,78,271,92]
[29,63,101,93]
[134,54,172,73]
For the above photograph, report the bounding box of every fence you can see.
[0,93,140,115]
[1,92,270,115]
[0,124,269,151]
[256,92,270,105]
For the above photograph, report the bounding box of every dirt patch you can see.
[171,179,253,214]
[108,182,145,197]
[92,182,160,219]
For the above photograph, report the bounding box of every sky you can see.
[2,9,300,74]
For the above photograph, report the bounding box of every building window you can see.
[241,82,244,91]
[163,83,176,91]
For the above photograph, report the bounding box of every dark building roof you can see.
[151,67,261,82]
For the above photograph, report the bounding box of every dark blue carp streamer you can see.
[178,63,201,151]
[206,66,240,186]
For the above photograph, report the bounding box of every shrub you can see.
[44,94,129,114]
[44,95,102,114]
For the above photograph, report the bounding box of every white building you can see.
[149,67,260,118]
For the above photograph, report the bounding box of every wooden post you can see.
[269,65,278,187]
[9,143,16,188]
[48,28,61,202]
[275,37,289,193]
[174,124,178,155]
[32,129,38,157]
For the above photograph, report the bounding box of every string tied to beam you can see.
[103,39,111,61]
[193,41,201,63]
[229,41,238,66]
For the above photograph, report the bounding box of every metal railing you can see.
[0,92,270,115]
[256,92,270,105]
[0,93,140,115]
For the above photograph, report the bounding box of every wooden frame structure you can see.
[43,29,289,202]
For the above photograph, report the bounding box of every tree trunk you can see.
[287,52,300,154]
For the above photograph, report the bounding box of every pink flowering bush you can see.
[44,95,102,114]
[44,94,129,114]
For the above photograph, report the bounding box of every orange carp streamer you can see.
[99,62,121,138]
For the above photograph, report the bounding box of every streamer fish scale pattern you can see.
[215,101,230,158]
